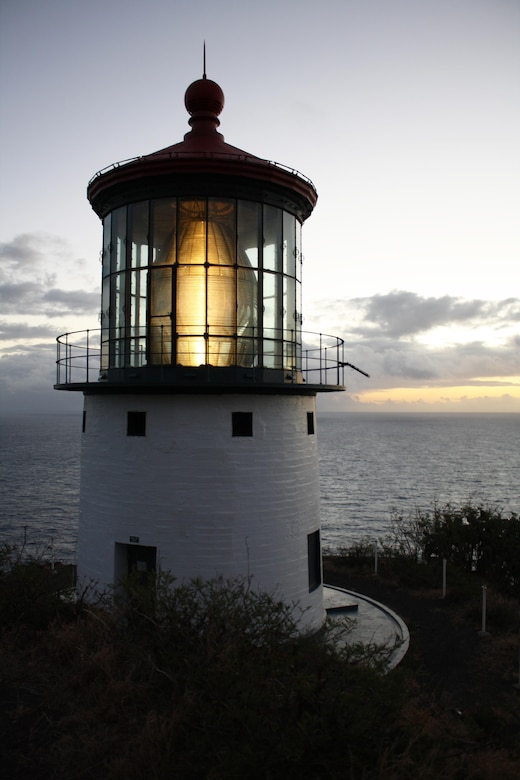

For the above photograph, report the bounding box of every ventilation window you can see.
[307,411,315,435]
[127,411,146,436]
[82,410,87,433]
[232,412,253,437]
[307,530,322,592]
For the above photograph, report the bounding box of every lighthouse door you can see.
[114,543,157,586]
[126,544,157,582]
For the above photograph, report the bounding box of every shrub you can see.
[0,543,76,628]
[2,568,408,779]
[385,503,520,597]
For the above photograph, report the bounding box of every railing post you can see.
[66,333,70,385]
[86,329,90,382]
[319,332,323,385]
[56,338,60,385]
[160,324,164,364]
[324,346,328,386]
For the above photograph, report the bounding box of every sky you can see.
[1,0,519,414]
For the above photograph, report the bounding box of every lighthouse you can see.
[56,71,345,633]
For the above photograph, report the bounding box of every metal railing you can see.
[88,154,317,193]
[55,328,345,388]
[302,332,346,387]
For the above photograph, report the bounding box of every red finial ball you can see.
[185,78,224,117]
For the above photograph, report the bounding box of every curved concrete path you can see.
[324,585,410,670]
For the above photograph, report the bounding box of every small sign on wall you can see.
[129,536,140,543]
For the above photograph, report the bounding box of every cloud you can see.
[0,321,58,342]
[0,233,99,411]
[0,233,99,317]
[343,291,520,339]
[0,345,82,414]
[42,288,99,314]
[307,290,520,407]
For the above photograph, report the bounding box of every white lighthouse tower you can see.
[56,72,345,633]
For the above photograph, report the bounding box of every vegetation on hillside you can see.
[1,502,519,779]
[337,501,520,598]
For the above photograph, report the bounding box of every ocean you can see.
[0,412,518,562]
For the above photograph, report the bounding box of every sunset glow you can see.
[351,382,520,412]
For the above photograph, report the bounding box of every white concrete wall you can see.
[78,393,324,631]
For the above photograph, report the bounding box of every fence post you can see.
[514,624,520,690]
[478,585,488,636]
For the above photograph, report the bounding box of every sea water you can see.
[318,412,519,550]
[0,412,518,561]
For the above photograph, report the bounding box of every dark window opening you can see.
[307,530,322,592]
[82,410,87,433]
[232,411,253,437]
[307,411,315,435]
[127,411,146,436]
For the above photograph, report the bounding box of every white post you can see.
[442,558,447,598]
[479,585,488,636]
[515,634,520,690]
[373,540,378,576]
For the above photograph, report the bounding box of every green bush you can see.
[0,543,76,628]
[385,503,520,597]
[1,567,408,779]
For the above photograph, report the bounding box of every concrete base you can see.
[324,585,410,670]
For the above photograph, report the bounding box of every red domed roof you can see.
[87,73,317,221]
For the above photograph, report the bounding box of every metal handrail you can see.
[55,328,345,387]
[87,153,316,192]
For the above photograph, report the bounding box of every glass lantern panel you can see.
[151,199,176,265]
[262,271,278,341]
[283,274,296,343]
[149,265,173,364]
[101,276,110,330]
[296,222,302,282]
[283,211,296,276]
[177,199,207,265]
[295,278,302,344]
[237,200,260,268]
[207,337,236,366]
[113,272,125,334]
[129,269,147,333]
[263,339,283,369]
[111,207,127,273]
[208,199,235,266]
[130,202,149,268]
[207,265,236,334]
[263,205,282,272]
[102,213,111,276]
[150,316,172,364]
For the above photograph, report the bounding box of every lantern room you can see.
[98,196,302,375]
